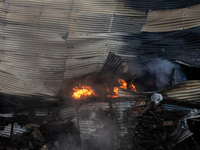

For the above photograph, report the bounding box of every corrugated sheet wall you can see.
[58,101,139,149]
[0,0,73,100]
[0,0,147,101]
[112,101,136,135]
[78,102,109,149]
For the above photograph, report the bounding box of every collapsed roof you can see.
[0,0,200,103]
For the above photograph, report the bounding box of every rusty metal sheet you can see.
[0,0,147,101]
[160,80,200,102]
[141,4,200,32]
[0,0,73,100]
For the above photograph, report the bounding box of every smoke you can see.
[172,64,187,85]
[78,107,119,150]
[137,58,187,91]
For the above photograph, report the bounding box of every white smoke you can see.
[138,58,187,90]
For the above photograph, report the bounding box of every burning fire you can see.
[129,84,137,91]
[71,79,137,100]
[72,84,96,100]
[118,79,137,92]
[107,87,118,98]
[112,87,119,98]
[118,79,127,89]
[107,79,137,98]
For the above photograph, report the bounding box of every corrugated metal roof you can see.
[160,80,200,102]
[0,124,11,138]
[122,0,200,10]
[100,52,121,78]
[123,27,200,70]
[0,0,200,102]
[141,4,200,32]
[161,104,193,113]
[0,0,73,100]
[118,80,200,104]
[0,0,147,101]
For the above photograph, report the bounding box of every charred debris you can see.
[0,107,81,150]
[119,94,200,150]
[0,94,200,150]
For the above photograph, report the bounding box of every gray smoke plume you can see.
[138,58,187,91]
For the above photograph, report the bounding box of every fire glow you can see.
[72,79,137,100]
[107,87,118,98]
[107,79,137,98]
[118,79,137,91]
[118,79,127,89]
[72,84,96,100]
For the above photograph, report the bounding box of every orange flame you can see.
[72,84,96,100]
[118,79,127,89]
[107,79,137,98]
[107,87,118,98]
[72,79,137,100]
[129,84,137,92]
[118,79,137,92]
[113,87,118,98]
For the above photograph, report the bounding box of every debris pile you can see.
[1,116,81,150]
[0,93,200,150]
[118,93,200,150]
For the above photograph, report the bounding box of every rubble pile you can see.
[0,93,200,150]
[134,107,187,150]
[118,93,200,150]
[1,117,81,150]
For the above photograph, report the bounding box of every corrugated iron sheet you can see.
[112,101,136,135]
[118,80,200,104]
[0,124,11,138]
[122,0,200,10]
[0,0,147,101]
[124,28,200,69]
[100,52,121,78]
[64,0,146,79]
[0,113,13,117]
[0,113,12,137]
[160,80,200,102]
[58,101,140,149]
[59,107,76,119]
[0,122,27,138]
[161,104,193,113]
[59,106,77,126]
[13,122,27,135]
[0,0,73,100]
[78,102,109,148]
[0,109,51,138]
[0,0,200,103]
[141,4,200,32]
